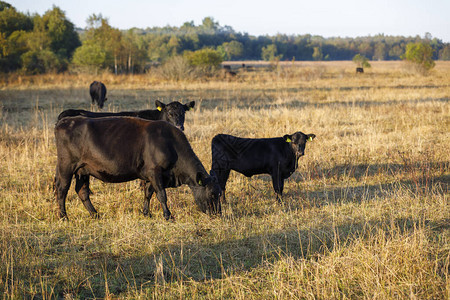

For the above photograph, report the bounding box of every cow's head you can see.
[192,171,222,215]
[283,132,315,158]
[98,97,107,109]
[155,100,195,131]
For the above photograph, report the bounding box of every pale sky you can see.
[9,0,450,42]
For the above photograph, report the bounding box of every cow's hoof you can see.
[164,214,175,222]
[90,212,100,219]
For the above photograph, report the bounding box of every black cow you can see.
[356,67,364,73]
[57,100,195,131]
[211,132,315,203]
[54,117,221,220]
[90,81,107,109]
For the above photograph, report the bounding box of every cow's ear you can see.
[307,134,316,142]
[283,134,292,143]
[184,101,195,111]
[155,100,165,111]
[196,172,207,186]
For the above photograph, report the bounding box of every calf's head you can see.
[155,100,195,131]
[191,171,222,215]
[283,131,316,157]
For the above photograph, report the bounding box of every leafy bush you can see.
[403,42,435,74]
[352,54,371,68]
[21,49,62,74]
[184,48,222,68]
[183,48,223,77]
[155,55,195,81]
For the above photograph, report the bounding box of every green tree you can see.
[402,42,435,73]
[71,41,107,73]
[373,43,386,60]
[352,54,371,68]
[17,6,79,73]
[218,40,243,60]
[0,1,12,11]
[358,42,373,57]
[0,3,32,71]
[388,44,404,59]
[439,45,450,60]
[312,46,323,61]
[201,17,219,34]
[73,14,126,73]
[261,44,282,61]
[123,29,148,73]
[0,4,32,37]
[40,6,80,58]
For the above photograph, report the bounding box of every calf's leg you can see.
[271,174,285,203]
[214,168,230,204]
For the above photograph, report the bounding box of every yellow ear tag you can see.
[198,180,202,185]
[308,136,313,142]
[157,106,162,111]
[286,138,292,143]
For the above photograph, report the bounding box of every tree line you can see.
[1,1,449,74]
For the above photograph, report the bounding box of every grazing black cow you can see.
[211,132,315,203]
[356,67,364,73]
[54,117,221,220]
[57,100,195,131]
[90,81,107,108]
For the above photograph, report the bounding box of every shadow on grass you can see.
[53,212,446,298]
[224,161,449,217]
[35,169,447,298]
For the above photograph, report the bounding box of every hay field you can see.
[0,61,449,299]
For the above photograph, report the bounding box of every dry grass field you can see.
[0,61,449,299]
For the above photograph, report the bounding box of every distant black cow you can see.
[57,100,195,131]
[211,132,315,203]
[356,67,364,73]
[89,81,107,108]
[54,117,221,220]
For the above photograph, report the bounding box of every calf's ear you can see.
[155,100,165,111]
[283,134,293,143]
[307,134,316,142]
[184,101,195,111]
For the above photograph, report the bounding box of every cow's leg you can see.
[54,166,73,219]
[150,170,172,220]
[156,188,171,220]
[271,174,284,203]
[142,181,154,217]
[75,174,98,218]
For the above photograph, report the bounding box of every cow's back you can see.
[55,117,181,182]
[57,109,140,121]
